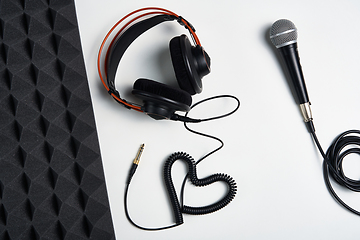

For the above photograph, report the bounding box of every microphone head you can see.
[270,19,298,48]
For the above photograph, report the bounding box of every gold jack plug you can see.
[127,144,145,184]
[133,144,145,165]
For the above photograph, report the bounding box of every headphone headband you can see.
[98,8,201,111]
[106,15,177,92]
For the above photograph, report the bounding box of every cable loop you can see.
[312,129,360,216]
[325,130,360,191]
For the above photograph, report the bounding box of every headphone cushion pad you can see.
[133,79,192,106]
[170,36,196,95]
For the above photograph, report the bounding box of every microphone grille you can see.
[270,19,298,48]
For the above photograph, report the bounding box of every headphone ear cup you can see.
[170,34,211,95]
[132,79,192,120]
[170,36,195,95]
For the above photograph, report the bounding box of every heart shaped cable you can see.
[124,95,240,231]
[163,152,237,225]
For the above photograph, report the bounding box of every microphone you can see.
[270,19,315,133]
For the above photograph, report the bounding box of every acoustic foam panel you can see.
[0,0,116,239]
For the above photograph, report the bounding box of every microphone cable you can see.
[124,94,240,231]
[307,122,360,216]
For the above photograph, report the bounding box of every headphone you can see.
[98,7,211,121]
[98,8,240,231]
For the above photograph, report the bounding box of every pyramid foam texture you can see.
[0,0,116,239]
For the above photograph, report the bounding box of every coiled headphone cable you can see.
[124,95,240,231]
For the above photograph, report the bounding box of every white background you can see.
[75,0,360,239]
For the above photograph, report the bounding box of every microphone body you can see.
[278,43,309,104]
